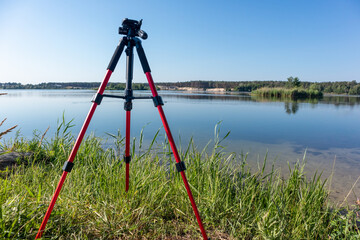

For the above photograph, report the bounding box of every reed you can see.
[0,120,359,239]
[0,118,18,140]
[252,87,323,99]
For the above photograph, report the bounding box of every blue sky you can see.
[0,0,359,83]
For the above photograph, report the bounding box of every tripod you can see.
[35,19,209,239]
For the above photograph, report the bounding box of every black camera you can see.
[119,18,148,40]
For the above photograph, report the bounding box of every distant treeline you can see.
[1,80,360,95]
[105,82,149,90]
[0,82,101,89]
[158,80,360,95]
[0,82,149,90]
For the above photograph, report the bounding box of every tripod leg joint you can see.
[62,161,74,172]
[124,102,133,111]
[152,96,164,107]
[175,161,186,172]
[124,155,131,163]
[91,93,103,105]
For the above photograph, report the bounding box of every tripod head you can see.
[119,18,148,40]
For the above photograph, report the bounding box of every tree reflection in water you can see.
[284,102,299,114]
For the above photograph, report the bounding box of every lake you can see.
[1,89,360,203]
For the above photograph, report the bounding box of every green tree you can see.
[287,76,301,88]
[293,77,301,87]
[349,85,360,95]
[310,83,321,91]
[287,77,293,88]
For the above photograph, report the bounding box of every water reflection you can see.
[322,95,360,107]
[253,95,360,114]
[2,89,96,98]
[284,102,299,114]
[158,91,360,115]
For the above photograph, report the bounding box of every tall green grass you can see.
[0,120,359,239]
[252,87,323,99]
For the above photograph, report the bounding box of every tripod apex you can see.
[119,18,148,40]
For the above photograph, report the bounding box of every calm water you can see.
[1,89,360,202]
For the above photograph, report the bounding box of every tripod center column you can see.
[124,39,134,110]
[124,38,135,192]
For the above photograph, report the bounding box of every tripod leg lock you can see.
[152,96,164,107]
[62,161,74,172]
[91,93,103,105]
[124,102,133,111]
[175,161,186,172]
[124,155,131,163]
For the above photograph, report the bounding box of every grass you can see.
[252,87,323,100]
[0,119,359,239]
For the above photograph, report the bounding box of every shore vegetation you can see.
[0,120,359,239]
[251,87,323,100]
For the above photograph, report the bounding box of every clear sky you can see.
[0,0,359,84]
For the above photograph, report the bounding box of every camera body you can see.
[119,18,148,39]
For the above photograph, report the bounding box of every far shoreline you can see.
[2,88,360,97]
[1,79,360,95]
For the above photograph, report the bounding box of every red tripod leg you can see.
[35,70,114,239]
[145,72,209,240]
[35,37,126,239]
[125,110,131,192]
